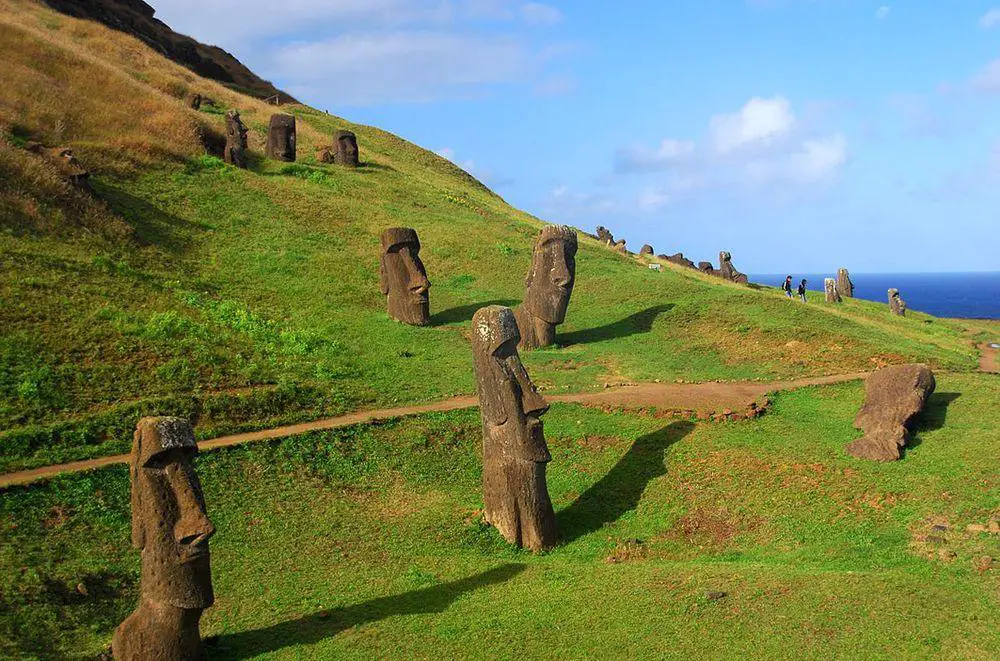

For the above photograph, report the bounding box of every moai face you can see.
[471,306,550,462]
[523,226,577,325]
[380,227,430,326]
[130,417,214,610]
[224,110,248,168]
[335,130,359,166]
[267,114,296,162]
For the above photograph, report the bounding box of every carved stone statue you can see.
[224,109,248,169]
[379,227,430,326]
[837,268,854,298]
[888,288,906,316]
[334,130,359,167]
[471,305,558,551]
[661,252,696,269]
[595,226,613,245]
[824,277,841,303]
[847,364,935,461]
[611,239,627,254]
[640,244,654,256]
[698,261,715,275]
[513,225,577,349]
[113,417,215,661]
[25,142,90,189]
[718,251,748,283]
[266,113,296,162]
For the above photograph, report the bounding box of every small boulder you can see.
[846,364,936,461]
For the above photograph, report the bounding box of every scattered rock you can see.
[705,590,727,601]
[930,523,950,532]
[925,535,947,546]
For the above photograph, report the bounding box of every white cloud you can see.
[520,3,564,25]
[969,59,1000,93]
[637,187,671,211]
[544,184,619,219]
[875,6,890,20]
[709,96,795,154]
[980,8,1000,29]
[615,139,696,173]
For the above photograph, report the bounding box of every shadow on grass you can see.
[96,184,209,253]
[557,304,674,347]
[431,300,518,326]
[908,391,961,451]
[211,563,526,659]
[558,421,694,544]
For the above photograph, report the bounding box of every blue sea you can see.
[749,272,1000,320]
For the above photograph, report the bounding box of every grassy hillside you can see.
[0,0,982,473]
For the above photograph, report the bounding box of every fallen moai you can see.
[224,109,248,169]
[113,417,215,661]
[472,305,558,551]
[659,252,697,269]
[846,364,936,461]
[25,142,90,189]
[824,277,841,303]
[266,113,296,162]
[888,288,906,316]
[514,225,577,349]
[379,227,430,326]
[837,268,854,298]
[595,225,614,245]
[718,251,748,284]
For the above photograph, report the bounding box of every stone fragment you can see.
[837,268,854,298]
[824,277,842,303]
[888,288,907,316]
[471,306,558,551]
[514,225,577,349]
[640,244,654,256]
[334,130,359,167]
[379,227,430,326]
[265,113,296,162]
[224,109,248,168]
[706,591,727,601]
[113,417,215,661]
[846,364,936,461]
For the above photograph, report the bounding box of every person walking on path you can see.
[797,278,808,302]
[782,275,793,299]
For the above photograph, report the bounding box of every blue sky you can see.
[156,1,1000,273]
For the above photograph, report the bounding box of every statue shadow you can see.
[907,391,961,451]
[558,421,694,545]
[209,563,526,659]
[95,184,210,253]
[430,300,518,326]
[557,304,674,347]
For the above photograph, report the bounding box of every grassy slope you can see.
[3,375,998,659]
[0,1,981,472]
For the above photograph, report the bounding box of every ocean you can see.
[749,272,1000,320]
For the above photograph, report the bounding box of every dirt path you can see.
[0,373,867,489]
[980,342,1000,373]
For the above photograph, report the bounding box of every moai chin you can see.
[824,278,842,303]
[888,288,906,316]
[266,113,296,162]
[471,305,558,551]
[224,109,248,169]
[334,130,359,167]
[380,227,430,326]
[113,417,215,661]
[837,268,854,298]
[513,225,577,349]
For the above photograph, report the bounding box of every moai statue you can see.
[888,288,906,316]
[379,227,430,326]
[824,277,842,303]
[595,226,613,245]
[189,93,202,110]
[513,225,577,349]
[611,239,627,254]
[698,261,716,275]
[26,143,90,189]
[224,109,248,169]
[837,268,854,298]
[662,252,696,269]
[718,251,748,283]
[334,130,359,167]
[113,417,215,661]
[639,244,654,256]
[847,364,935,461]
[471,305,558,551]
[266,113,296,162]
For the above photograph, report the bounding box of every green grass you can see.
[3,375,997,659]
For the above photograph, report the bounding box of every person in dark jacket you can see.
[797,278,808,302]
[782,275,793,298]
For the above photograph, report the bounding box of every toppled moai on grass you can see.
[266,113,296,162]
[224,109,248,168]
[698,261,715,275]
[889,288,907,316]
[25,142,90,189]
[847,364,936,461]
[379,227,430,326]
[472,305,558,552]
[661,252,696,269]
[837,268,854,298]
[640,244,654,256]
[113,417,215,661]
[824,277,842,303]
[514,225,577,349]
[718,251,748,284]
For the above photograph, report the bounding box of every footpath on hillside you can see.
[0,373,866,488]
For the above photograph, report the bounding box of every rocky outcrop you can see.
[846,364,936,461]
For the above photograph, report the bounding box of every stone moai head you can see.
[334,130,359,167]
[837,268,854,297]
[224,109,248,169]
[523,225,577,327]
[130,417,215,610]
[888,288,907,316]
[471,305,557,551]
[824,277,841,303]
[640,244,654,256]
[266,113,296,162]
[379,227,430,326]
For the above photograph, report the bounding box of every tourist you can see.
[782,275,793,299]
[797,278,808,302]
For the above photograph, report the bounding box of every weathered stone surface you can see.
[595,225,613,245]
[265,113,296,162]
[224,109,248,169]
[661,252,696,269]
[113,417,215,661]
[334,130,359,167]
[471,306,557,551]
[718,251,748,283]
[612,240,627,254]
[824,277,841,303]
[379,227,430,326]
[846,364,936,461]
[698,261,715,275]
[837,268,854,298]
[888,288,907,316]
[640,244,654,256]
[514,225,577,349]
